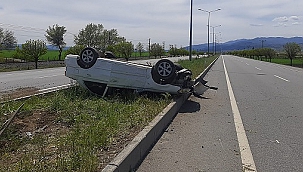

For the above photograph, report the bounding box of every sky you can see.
[0,0,302,49]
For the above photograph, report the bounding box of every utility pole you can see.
[260,39,266,48]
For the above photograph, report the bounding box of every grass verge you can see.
[0,87,172,171]
[247,56,303,68]
[270,58,303,67]
[0,55,218,171]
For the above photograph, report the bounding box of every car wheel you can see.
[77,47,99,69]
[152,59,176,84]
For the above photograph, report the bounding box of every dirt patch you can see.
[0,108,143,171]
[0,87,39,101]
[14,110,59,135]
[0,110,70,166]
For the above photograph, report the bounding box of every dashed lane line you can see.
[274,75,289,82]
[222,57,257,172]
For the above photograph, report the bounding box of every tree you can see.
[168,45,177,57]
[136,42,144,57]
[45,24,67,60]
[20,39,47,69]
[0,27,17,50]
[102,29,125,50]
[74,23,126,51]
[262,48,276,62]
[65,44,85,56]
[150,43,165,58]
[114,41,134,61]
[12,46,26,61]
[74,23,104,49]
[283,42,301,66]
[180,48,189,56]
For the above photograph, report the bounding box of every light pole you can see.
[214,32,221,54]
[210,25,221,55]
[189,0,193,61]
[198,8,221,56]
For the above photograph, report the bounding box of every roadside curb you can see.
[102,56,220,172]
[0,83,75,105]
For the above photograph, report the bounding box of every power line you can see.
[0,22,76,36]
[0,22,76,45]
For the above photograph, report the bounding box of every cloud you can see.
[273,23,287,27]
[250,24,263,27]
[272,15,301,27]
[289,16,299,21]
[1,1,303,47]
[272,16,289,22]
[272,15,300,22]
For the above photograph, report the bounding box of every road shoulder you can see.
[137,57,243,172]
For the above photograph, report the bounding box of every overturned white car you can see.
[65,47,207,96]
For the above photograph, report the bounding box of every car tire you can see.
[77,47,99,69]
[152,59,176,85]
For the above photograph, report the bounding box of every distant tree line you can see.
[168,45,190,57]
[1,23,195,68]
[228,42,302,66]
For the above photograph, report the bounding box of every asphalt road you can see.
[137,55,303,172]
[0,67,70,95]
[0,56,190,97]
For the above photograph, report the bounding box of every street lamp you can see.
[189,0,193,61]
[210,25,221,55]
[198,8,221,56]
[214,32,221,54]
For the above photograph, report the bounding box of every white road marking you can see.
[246,63,250,66]
[38,74,62,79]
[274,75,289,82]
[39,84,73,92]
[222,57,257,172]
[39,83,74,93]
[255,67,261,71]
[5,73,13,76]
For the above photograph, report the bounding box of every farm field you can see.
[0,50,67,62]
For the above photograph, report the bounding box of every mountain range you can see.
[186,37,303,53]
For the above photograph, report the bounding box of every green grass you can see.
[0,87,172,171]
[247,55,303,67]
[178,55,218,78]
[0,56,217,171]
[0,50,16,63]
[0,50,66,62]
[270,58,303,66]
[41,50,67,61]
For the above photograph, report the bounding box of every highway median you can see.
[0,55,218,171]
